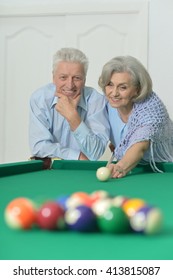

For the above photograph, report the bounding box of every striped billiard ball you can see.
[4,197,36,230]
[129,205,163,234]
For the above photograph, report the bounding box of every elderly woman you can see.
[98,55,173,178]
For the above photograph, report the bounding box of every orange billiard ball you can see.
[4,197,36,230]
[66,192,92,208]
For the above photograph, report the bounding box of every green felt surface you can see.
[0,160,173,260]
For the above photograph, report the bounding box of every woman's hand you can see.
[108,141,150,178]
[108,163,127,178]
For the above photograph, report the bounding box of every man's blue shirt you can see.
[29,83,110,160]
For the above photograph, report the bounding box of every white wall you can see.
[0,0,173,163]
[2,0,171,116]
[149,0,173,119]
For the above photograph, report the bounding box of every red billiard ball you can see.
[36,201,65,230]
[130,205,163,235]
[4,197,36,230]
[90,190,110,204]
[64,205,97,232]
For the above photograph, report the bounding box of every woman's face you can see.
[105,72,138,112]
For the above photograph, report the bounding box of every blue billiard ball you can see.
[129,205,163,234]
[56,194,70,211]
[64,205,97,232]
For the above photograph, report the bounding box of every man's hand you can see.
[55,92,80,117]
[55,93,81,131]
[78,152,89,160]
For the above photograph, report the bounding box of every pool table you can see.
[0,159,173,260]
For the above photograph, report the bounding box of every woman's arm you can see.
[108,141,149,178]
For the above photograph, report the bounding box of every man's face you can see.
[53,61,85,99]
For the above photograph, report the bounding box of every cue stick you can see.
[106,152,115,167]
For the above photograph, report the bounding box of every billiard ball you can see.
[97,205,130,233]
[91,197,113,216]
[66,192,92,208]
[122,198,146,218]
[4,197,36,230]
[64,205,97,232]
[36,201,65,230]
[129,205,163,234]
[112,195,128,207]
[56,194,70,210]
[90,190,110,204]
[96,167,111,181]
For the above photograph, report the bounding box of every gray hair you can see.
[52,47,89,77]
[98,56,153,102]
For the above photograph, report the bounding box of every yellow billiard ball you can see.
[122,198,146,218]
[96,167,111,182]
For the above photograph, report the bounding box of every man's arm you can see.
[55,89,110,160]
[29,93,81,160]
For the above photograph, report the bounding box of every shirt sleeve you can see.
[29,88,80,160]
[72,91,110,160]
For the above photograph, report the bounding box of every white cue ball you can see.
[96,167,111,182]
